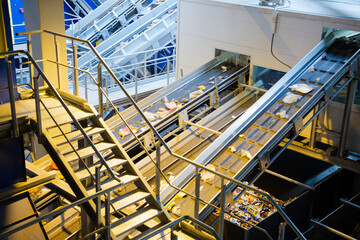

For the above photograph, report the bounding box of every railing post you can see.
[134,66,138,102]
[218,178,225,239]
[95,166,101,230]
[27,36,34,87]
[167,58,170,85]
[84,75,88,101]
[5,57,19,138]
[72,43,79,96]
[155,141,161,203]
[33,75,42,143]
[97,63,103,118]
[309,104,319,149]
[144,52,147,80]
[338,78,358,158]
[194,166,200,220]
[106,73,109,112]
[54,36,61,89]
[105,192,111,240]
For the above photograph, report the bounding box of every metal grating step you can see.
[75,158,127,181]
[43,106,94,130]
[87,174,139,196]
[112,206,162,237]
[52,127,105,146]
[63,142,116,163]
[101,189,150,215]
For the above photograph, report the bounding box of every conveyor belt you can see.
[161,32,360,219]
[105,53,249,155]
[138,90,259,185]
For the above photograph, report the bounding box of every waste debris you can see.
[241,149,252,159]
[119,126,138,138]
[165,100,177,110]
[289,84,313,94]
[189,89,204,99]
[223,185,294,229]
[201,164,216,183]
[283,92,302,104]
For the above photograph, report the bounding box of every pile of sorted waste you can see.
[224,185,294,229]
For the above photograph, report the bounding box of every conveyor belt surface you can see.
[106,54,249,153]
[138,90,258,184]
[163,34,360,218]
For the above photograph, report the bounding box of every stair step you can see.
[52,127,105,146]
[101,189,150,215]
[87,174,139,196]
[112,206,162,237]
[75,158,127,181]
[64,142,116,163]
[43,106,94,129]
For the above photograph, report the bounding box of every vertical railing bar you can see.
[194,166,200,220]
[97,63,103,118]
[105,192,111,240]
[95,166,101,230]
[106,73,109,112]
[33,75,42,143]
[5,57,19,138]
[72,41,79,96]
[54,35,61,89]
[219,178,225,239]
[167,57,170,85]
[27,35,34,87]
[156,141,161,203]
[84,75,88,101]
[135,66,138,102]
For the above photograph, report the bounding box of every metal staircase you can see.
[36,88,172,239]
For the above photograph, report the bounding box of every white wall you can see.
[177,0,360,152]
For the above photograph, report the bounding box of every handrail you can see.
[17,30,305,239]
[137,215,221,240]
[0,50,122,184]
[0,179,121,239]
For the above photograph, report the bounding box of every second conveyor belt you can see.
[158,32,360,219]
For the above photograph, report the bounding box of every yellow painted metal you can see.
[0,1,9,54]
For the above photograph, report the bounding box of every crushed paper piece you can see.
[201,164,216,183]
[140,127,148,132]
[221,66,227,72]
[276,110,289,119]
[218,76,224,80]
[229,146,236,153]
[149,103,153,107]
[156,109,169,119]
[241,149,252,159]
[239,134,244,138]
[119,126,138,138]
[144,111,156,121]
[172,206,181,215]
[165,100,177,110]
[289,84,313,94]
[182,98,188,103]
[232,116,236,119]
[176,191,187,198]
[50,161,58,170]
[316,77,320,81]
[168,172,175,182]
[309,66,315,72]
[189,89,204,99]
[198,85,206,90]
[283,92,301,104]
[209,81,215,84]
[209,76,215,81]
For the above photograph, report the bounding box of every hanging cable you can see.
[270,9,292,69]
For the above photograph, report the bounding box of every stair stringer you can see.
[31,119,118,240]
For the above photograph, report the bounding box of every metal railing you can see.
[0,176,120,240]
[16,30,305,239]
[0,50,122,185]
[137,215,221,240]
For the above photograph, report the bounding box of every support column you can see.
[23,0,68,91]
